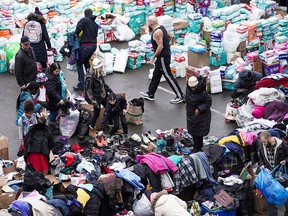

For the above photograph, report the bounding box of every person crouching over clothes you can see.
[100,93,128,137]
[24,117,55,175]
[150,190,191,216]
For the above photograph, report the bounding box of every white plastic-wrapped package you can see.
[114,49,128,73]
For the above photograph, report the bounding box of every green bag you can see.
[6,42,20,62]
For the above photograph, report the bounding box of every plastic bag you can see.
[59,108,80,138]
[5,42,20,62]
[114,22,135,42]
[254,165,288,205]
[133,192,153,216]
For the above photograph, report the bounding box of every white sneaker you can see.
[142,134,150,144]
[140,92,155,101]
[170,97,183,104]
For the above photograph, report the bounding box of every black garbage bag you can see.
[23,164,52,194]
[76,110,92,139]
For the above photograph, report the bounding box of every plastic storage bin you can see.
[201,204,236,216]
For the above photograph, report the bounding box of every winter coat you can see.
[234,70,262,91]
[185,76,212,137]
[15,47,37,87]
[23,123,55,162]
[151,190,190,216]
[136,153,178,175]
[16,91,42,126]
[23,13,51,63]
[258,137,288,170]
[104,95,127,116]
[264,101,288,122]
[75,15,98,44]
[45,71,62,111]
[85,72,113,107]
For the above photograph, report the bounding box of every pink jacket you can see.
[136,153,178,175]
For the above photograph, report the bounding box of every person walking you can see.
[258,131,288,216]
[185,76,212,152]
[73,8,98,91]
[15,36,38,90]
[140,16,183,104]
[23,8,52,72]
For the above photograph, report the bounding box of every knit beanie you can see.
[34,7,43,16]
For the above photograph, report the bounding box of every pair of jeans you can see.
[109,113,128,136]
[148,57,183,98]
[48,110,59,122]
[267,201,288,216]
[76,44,97,88]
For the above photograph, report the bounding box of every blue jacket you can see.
[16,91,42,126]
[115,169,145,191]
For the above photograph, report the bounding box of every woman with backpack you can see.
[23,8,51,72]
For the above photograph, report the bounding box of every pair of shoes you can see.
[96,131,108,147]
[140,92,155,101]
[73,86,84,91]
[142,134,150,144]
[145,131,157,142]
[170,97,183,104]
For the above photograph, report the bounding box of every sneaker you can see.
[170,97,183,104]
[146,131,157,142]
[142,134,150,144]
[140,92,155,101]
[73,86,84,91]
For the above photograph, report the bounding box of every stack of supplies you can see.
[188,13,203,34]
[127,40,142,69]
[210,31,226,66]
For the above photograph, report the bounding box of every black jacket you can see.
[15,47,37,87]
[105,95,127,116]
[185,76,212,137]
[258,137,288,170]
[75,15,98,44]
[234,70,262,92]
[85,72,113,106]
[24,123,55,161]
[45,71,62,111]
[24,13,51,63]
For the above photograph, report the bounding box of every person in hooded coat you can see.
[23,10,51,71]
[150,190,191,216]
[232,69,262,98]
[185,76,212,152]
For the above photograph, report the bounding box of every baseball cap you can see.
[21,36,30,45]
[108,93,116,101]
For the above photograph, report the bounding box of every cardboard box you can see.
[237,41,246,52]
[82,104,105,130]
[262,62,280,76]
[45,174,70,192]
[0,177,15,208]
[252,57,263,75]
[188,50,208,68]
[203,30,211,48]
[0,192,16,209]
[0,135,9,160]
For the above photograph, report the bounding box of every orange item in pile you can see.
[48,11,59,18]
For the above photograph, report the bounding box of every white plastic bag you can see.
[9,55,15,74]
[209,69,223,94]
[114,22,135,42]
[59,108,80,138]
[161,172,175,190]
[113,49,128,73]
[133,192,153,216]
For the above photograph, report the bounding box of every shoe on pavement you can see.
[140,92,155,101]
[73,86,84,91]
[142,134,150,144]
[146,131,157,142]
[170,97,183,104]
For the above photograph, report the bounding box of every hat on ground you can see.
[92,58,103,69]
[26,81,39,90]
[108,93,117,101]
[34,7,43,16]
[36,73,48,83]
[21,36,30,45]
[188,76,199,87]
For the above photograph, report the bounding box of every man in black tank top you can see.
[140,16,183,104]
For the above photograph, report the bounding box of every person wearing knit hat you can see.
[150,190,190,216]
[185,75,212,152]
[34,7,43,16]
